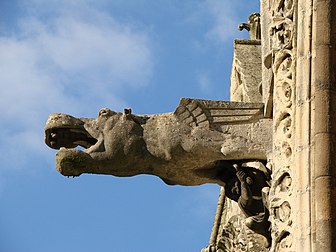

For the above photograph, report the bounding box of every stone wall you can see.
[230,40,262,103]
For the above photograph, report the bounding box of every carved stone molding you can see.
[269,0,297,251]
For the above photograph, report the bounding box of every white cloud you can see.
[0,1,153,171]
[204,0,241,42]
[186,0,249,44]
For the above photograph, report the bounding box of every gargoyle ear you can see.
[124,108,132,119]
[124,108,132,114]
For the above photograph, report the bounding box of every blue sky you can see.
[0,1,259,251]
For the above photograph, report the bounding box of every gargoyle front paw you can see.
[56,148,92,177]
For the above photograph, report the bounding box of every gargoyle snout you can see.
[44,113,97,150]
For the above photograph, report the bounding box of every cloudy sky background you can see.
[0,1,259,251]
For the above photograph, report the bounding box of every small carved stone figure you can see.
[238,12,261,40]
[221,162,271,245]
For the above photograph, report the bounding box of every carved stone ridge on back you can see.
[175,98,264,131]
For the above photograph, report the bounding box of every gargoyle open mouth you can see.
[44,113,101,177]
[44,113,97,151]
[45,127,97,150]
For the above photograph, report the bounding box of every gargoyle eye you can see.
[98,108,111,117]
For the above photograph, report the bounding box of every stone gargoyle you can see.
[45,98,272,186]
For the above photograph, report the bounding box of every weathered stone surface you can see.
[230,40,262,103]
[268,1,297,250]
[45,98,272,186]
[205,0,336,251]
[260,0,273,118]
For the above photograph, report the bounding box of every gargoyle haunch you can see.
[45,98,272,186]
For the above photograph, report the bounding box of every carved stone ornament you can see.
[45,98,272,187]
[268,0,296,251]
[238,12,261,40]
[202,161,272,252]
[223,163,271,242]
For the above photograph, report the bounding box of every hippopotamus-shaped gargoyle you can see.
[45,98,272,186]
